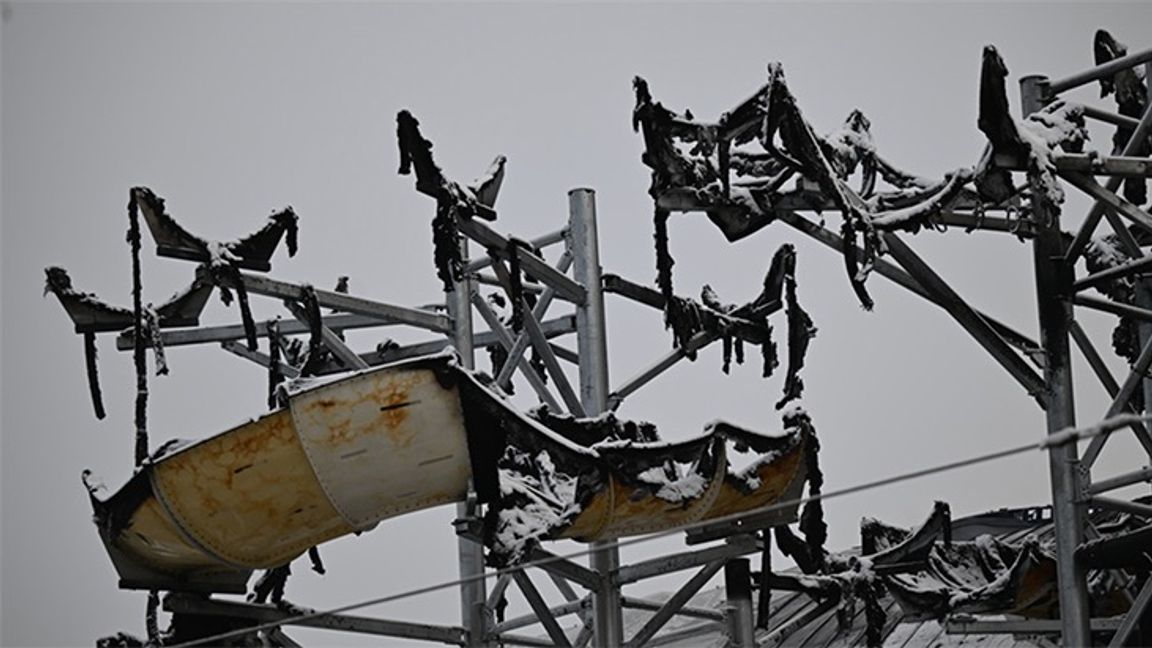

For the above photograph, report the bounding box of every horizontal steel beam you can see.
[620,596,724,622]
[994,152,1152,178]
[240,273,452,333]
[495,633,559,648]
[945,616,1122,635]
[1089,496,1152,518]
[1074,253,1152,292]
[117,313,397,350]
[932,211,1036,237]
[217,315,576,376]
[1048,46,1152,95]
[492,598,588,634]
[1089,465,1152,495]
[1082,104,1144,130]
[475,273,545,294]
[1074,294,1152,324]
[163,594,467,645]
[615,535,757,585]
[527,548,601,591]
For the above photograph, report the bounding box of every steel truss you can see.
[71,163,797,646]
[628,34,1152,647]
[50,32,1152,648]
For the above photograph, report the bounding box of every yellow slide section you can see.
[87,354,810,592]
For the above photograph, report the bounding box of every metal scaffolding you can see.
[626,30,1152,647]
[46,28,1152,648]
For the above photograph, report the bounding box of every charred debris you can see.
[44,26,1152,648]
[629,28,1152,646]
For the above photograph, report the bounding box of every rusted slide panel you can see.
[95,356,475,589]
[564,436,807,542]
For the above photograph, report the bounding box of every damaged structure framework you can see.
[46,28,1152,648]
[628,28,1152,647]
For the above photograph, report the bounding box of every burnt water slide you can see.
[84,353,812,593]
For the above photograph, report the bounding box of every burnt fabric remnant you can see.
[977,47,1088,218]
[209,261,257,352]
[778,245,816,409]
[396,110,506,291]
[771,410,827,576]
[307,545,326,575]
[1096,29,1149,206]
[143,307,168,376]
[1085,232,1145,401]
[130,186,298,272]
[266,319,285,410]
[298,284,327,377]
[84,332,106,419]
[128,190,150,466]
[128,186,299,352]
[632,46,1088,310]
[646,236,795,382]
[794,411,826,565]
[250,564,291,604]
[43,266,214,420]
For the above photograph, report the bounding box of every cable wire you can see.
[166,413,1145,647]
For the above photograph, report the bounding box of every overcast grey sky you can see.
[3,3,1151,646]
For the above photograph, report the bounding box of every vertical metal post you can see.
[1141,64,1152,449]
[724,558,755,648]
[1126,63,1152,439]
[1021,74,1092,647]
[450,236,489,647]
[569,188,624,648]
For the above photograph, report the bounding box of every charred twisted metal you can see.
[627,31,1152,648]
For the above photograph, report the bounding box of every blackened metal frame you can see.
[89,174,790,647]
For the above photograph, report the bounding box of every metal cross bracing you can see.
[51,107,812,645]
[44,28,1152,648]
[627,29,1152,648]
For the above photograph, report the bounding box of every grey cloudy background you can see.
[3,3,1151,646]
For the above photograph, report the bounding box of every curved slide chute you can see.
[86,354,811,592]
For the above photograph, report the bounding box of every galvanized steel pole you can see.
[724,558,755,648]
[569,188,624,647]
[1020,74,1092,647]
[450,236,489,647]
